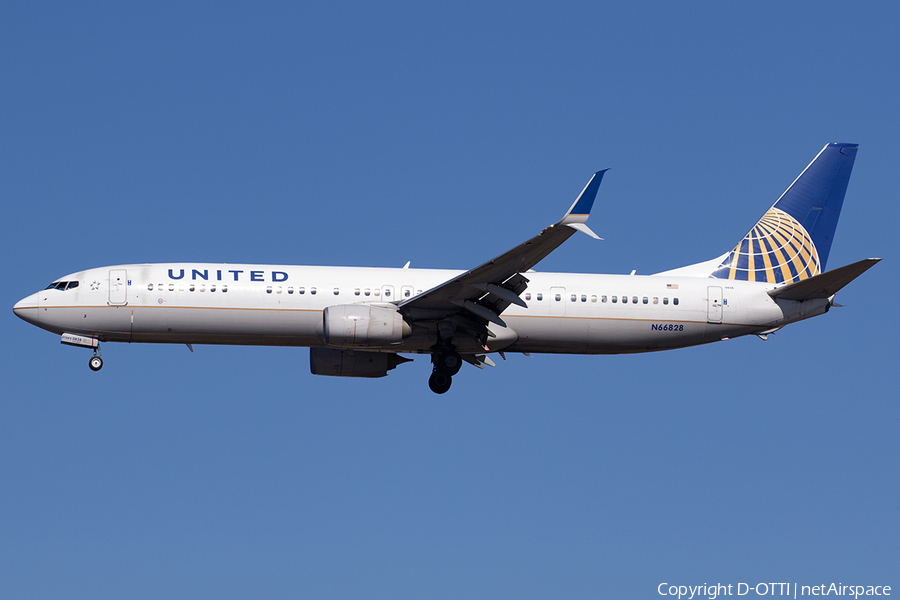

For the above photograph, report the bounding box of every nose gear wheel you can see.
[88,346,103,371]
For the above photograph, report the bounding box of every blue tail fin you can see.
[710,143,858,284]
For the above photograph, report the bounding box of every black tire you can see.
[89,356,103,371]
[428,371,452,394]
[437,351,462,376]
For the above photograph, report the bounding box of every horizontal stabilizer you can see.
[768,258,880,301]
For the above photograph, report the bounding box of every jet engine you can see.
[323,305,411,348]
[309,347,411,378]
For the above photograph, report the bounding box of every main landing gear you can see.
[88,347,103,371]
[428,349,461,394]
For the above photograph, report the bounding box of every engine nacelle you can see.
[309,348,411,378]
[323,304,410,348]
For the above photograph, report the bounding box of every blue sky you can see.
[2,2,897,598]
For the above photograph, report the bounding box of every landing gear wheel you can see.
[437,351,462,376]
[89,356,103,371]
[428,371,452,394]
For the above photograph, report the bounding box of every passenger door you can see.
[109,269,128,306]
[707,286,723,323]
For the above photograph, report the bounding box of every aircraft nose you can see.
[13,292,40,325]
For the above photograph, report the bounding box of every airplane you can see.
[14,143,879,394]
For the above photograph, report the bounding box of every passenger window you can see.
[612,296,617,303]
[311,287,317,295]
[643,297,648,304]
[199,284,206,292]
[536,293,543,301]
[288,286,294,294]
[374,289,381,296]
[570,294,576,302]
[525,293,531,301]
[222,285,228,292]
[653,297,658,304]
[168,283,175,291]
[333,288,339,295]
[364,289,371,296]
[404,289,411,298]
[299,287,305,294]
[673,298,679,305]
[581,295,587,302]
[622,296,628,304]
[354,288,360,296]
[210,285,216,292]
[601,295,607,303]
[663,297,669,305]
[148,283,154,291]
[591,295,597,302]
[384,289,391,297]
[276,286,282,294]
[632,296,638,304]
[189,284,195,292]
[555,294,561,302]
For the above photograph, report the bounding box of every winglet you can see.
[560,169,607,224]
[558,169,607,238]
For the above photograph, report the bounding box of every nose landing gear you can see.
[88,347,103,371]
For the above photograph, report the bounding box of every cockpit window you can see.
[46,281,81,291]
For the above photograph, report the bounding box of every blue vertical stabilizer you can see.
[710,143,857,284]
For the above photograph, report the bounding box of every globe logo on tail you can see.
[711,207,820,284]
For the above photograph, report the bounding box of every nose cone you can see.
[13,293,40,326]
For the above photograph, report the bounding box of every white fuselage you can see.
[14,263,830,355]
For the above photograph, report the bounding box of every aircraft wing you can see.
[398,170,607,328]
